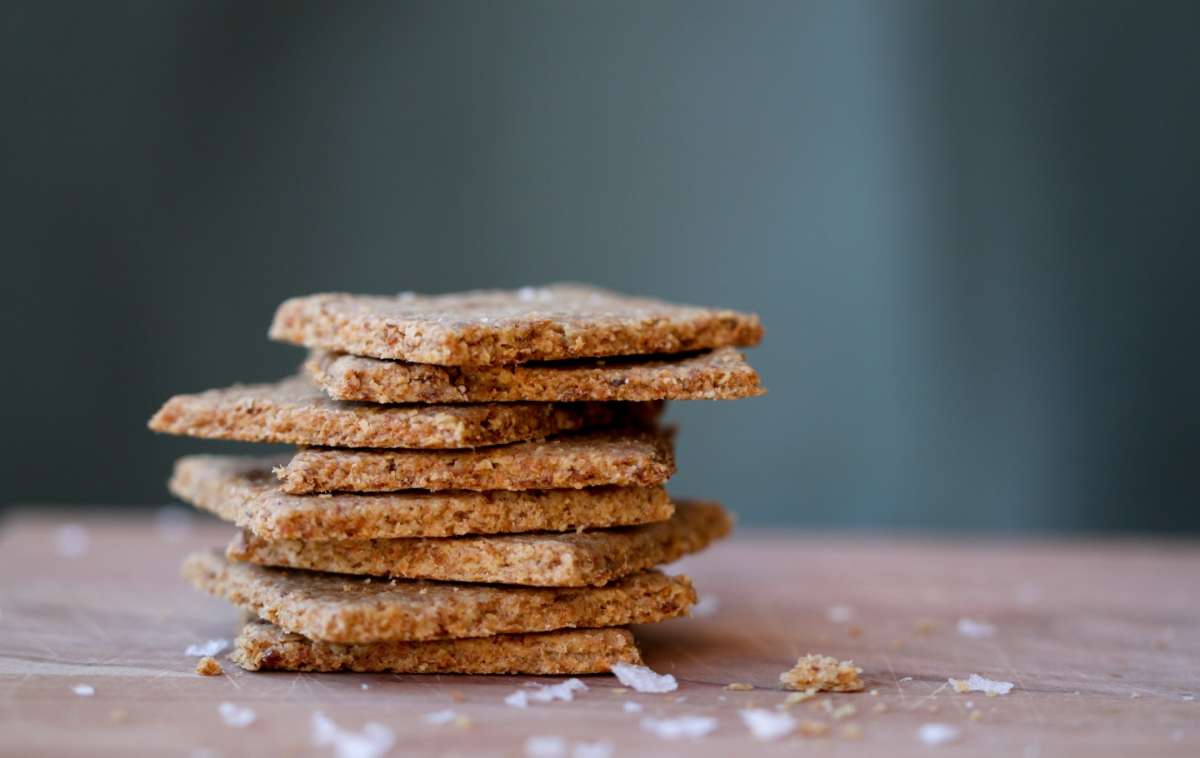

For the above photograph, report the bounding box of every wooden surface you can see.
[1,511,1197,757]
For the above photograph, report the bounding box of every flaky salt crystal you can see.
[640,716,718,740]
[611,662,677,693]
[524,736,566,758]
[572,741,614,758]
[623,701,643,713]
[948,674,1014,696]
[421,709,458,725]
[311,711,395,758]
[957,618,996,639]
[72,684,94,696]
[918,723,959,746]
[505,679,588,708]
[740,709,796,741]
[186,639,230,657]
[217,703,256,728]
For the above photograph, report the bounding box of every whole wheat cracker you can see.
[227,500,732,587]
[277,427,675,494]
[306,346,764,403]
[148,375,643,448]
[184,551,695,643]
[171,455,673,540]
[233,620,641,674]
[269,284,763,365]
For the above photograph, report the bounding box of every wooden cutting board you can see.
[1,511,1196,757]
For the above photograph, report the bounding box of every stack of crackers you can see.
[150,284,764,675]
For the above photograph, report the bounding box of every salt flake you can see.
[918,723,959,746]
[72,684,95,696]
[218,703,256,728]
[623,701,643,713]
[524,736,566,758]
[55,523,90,557]
[640,715,718,740]
[186,639,230,657]
[572,742,614,758]
[505,678,587,708]
[311,711,395,758]
[740,708,795,741]
[826,605,853,623]
[957,618,996,639]
[421,708,458,725]
[611,662,677,693]
[948,674,1014,696]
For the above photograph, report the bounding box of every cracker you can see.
[277,427,675,494]
[148,375,638,448]
[226,501,732,587]
[269,284,763,365]
[233,620,641,674]
[306,347,764,403]
[171,455,674,540]
[183,551,695,643]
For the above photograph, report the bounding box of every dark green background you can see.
[3,1,1198,531]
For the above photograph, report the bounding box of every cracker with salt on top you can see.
[171,455,673,540]
[233,620,640,675]
[183,551,695,643]
[225,500,731,587]
[270,284,763,366]
[306,346,764,403]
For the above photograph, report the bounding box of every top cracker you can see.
[270,283,763,366]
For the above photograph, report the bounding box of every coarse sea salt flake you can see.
[506,678,588,708]
[186,639,230,657]
[311,711,395,758]
[640,715,718,740]
[572,741,614,758]
[524,736,566,758]
[72,684,94,696]
[740,709,796,741]
[957,618,996,639]
[623,701,643,713]
[611,662,677,693]
[218,703,256,728]
[949,674,1014,696]
[421,709,458,725]
[826,605,853,623]
[918,723,959,746]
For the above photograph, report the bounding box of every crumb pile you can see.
[150,284,763,674]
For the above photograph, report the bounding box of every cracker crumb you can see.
[453,714,471,729]
[848,625,863,639]
[890,639,905,650]
[449,690,465,702]
[969,709,983,721]
[611,662,678,693]
[195,657,223,676]
[798,719,830,737]
[780,654,864,692]
[611,688,627,694]
[725,682,754,691]
[740,709,796,741]
[840,723,864,740]
[918,723,959,746]
[914,618,937,635]
[639,716,718,740]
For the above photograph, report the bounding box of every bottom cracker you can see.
[233,620,641,675]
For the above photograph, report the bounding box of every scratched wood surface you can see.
[0,511,1197,757]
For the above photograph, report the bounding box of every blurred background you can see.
[2,1,1197,531]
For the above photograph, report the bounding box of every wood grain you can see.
[1,511,1197,757]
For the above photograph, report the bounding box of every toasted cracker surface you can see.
[148,375,628,448]
[233,620,641,674]
[226,501,731,587]
[307,347,764,403]
[184,551,695,643]
[270,284,763,365]
[277,427,675,494]
[171,455,674,540]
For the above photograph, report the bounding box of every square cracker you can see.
[306,346,765,403]
[184,551,695,643]
[277,427,675,494]
[171,455,674,540]
[148,375,643,448]
[269,283,763,365]
[226,500,732,587]
[233,620,641,674]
